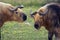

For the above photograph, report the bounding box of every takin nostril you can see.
[22,14,27,21]
[34,23,39,29]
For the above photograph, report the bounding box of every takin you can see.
[0,2,27,27]
[31,3,60,40]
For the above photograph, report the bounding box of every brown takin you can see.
[0,2,27,27]
[31,3,60,40]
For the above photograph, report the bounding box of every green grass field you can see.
[0,0,55,40]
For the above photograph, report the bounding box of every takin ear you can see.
[30,11,37,17]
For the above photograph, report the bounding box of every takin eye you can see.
[15,11,18,14]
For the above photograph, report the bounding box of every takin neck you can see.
[0,14,15,27]
[43,13,60,32]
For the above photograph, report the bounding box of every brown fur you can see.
[31,3,60,40]
[0,2,27,27]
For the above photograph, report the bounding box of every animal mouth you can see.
[34,23,40,30]
[22,14,27,21]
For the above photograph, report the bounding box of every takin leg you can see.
[48,32,54,40]
[55,28,60,40]
[0,22,4,40]
[55,36,60,40]
[55,33,60,40]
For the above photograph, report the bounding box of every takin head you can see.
[31,3,60,30]
[0,2,27,27]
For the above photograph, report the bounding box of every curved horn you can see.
[39,9,48,16]
[9,5,24,12]
[8,7,18,12]
[17,5,24,9]
[30,9,34,17]
[43,9,48,14]
[13,5,24,11]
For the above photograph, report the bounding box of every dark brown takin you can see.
[31,3,60,40]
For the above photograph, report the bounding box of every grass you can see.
[1,7,48,40]
[1,22,48,40]
[0,0,55,40]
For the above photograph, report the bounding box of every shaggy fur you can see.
[31,3,60,40]
[0,2,27,27]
